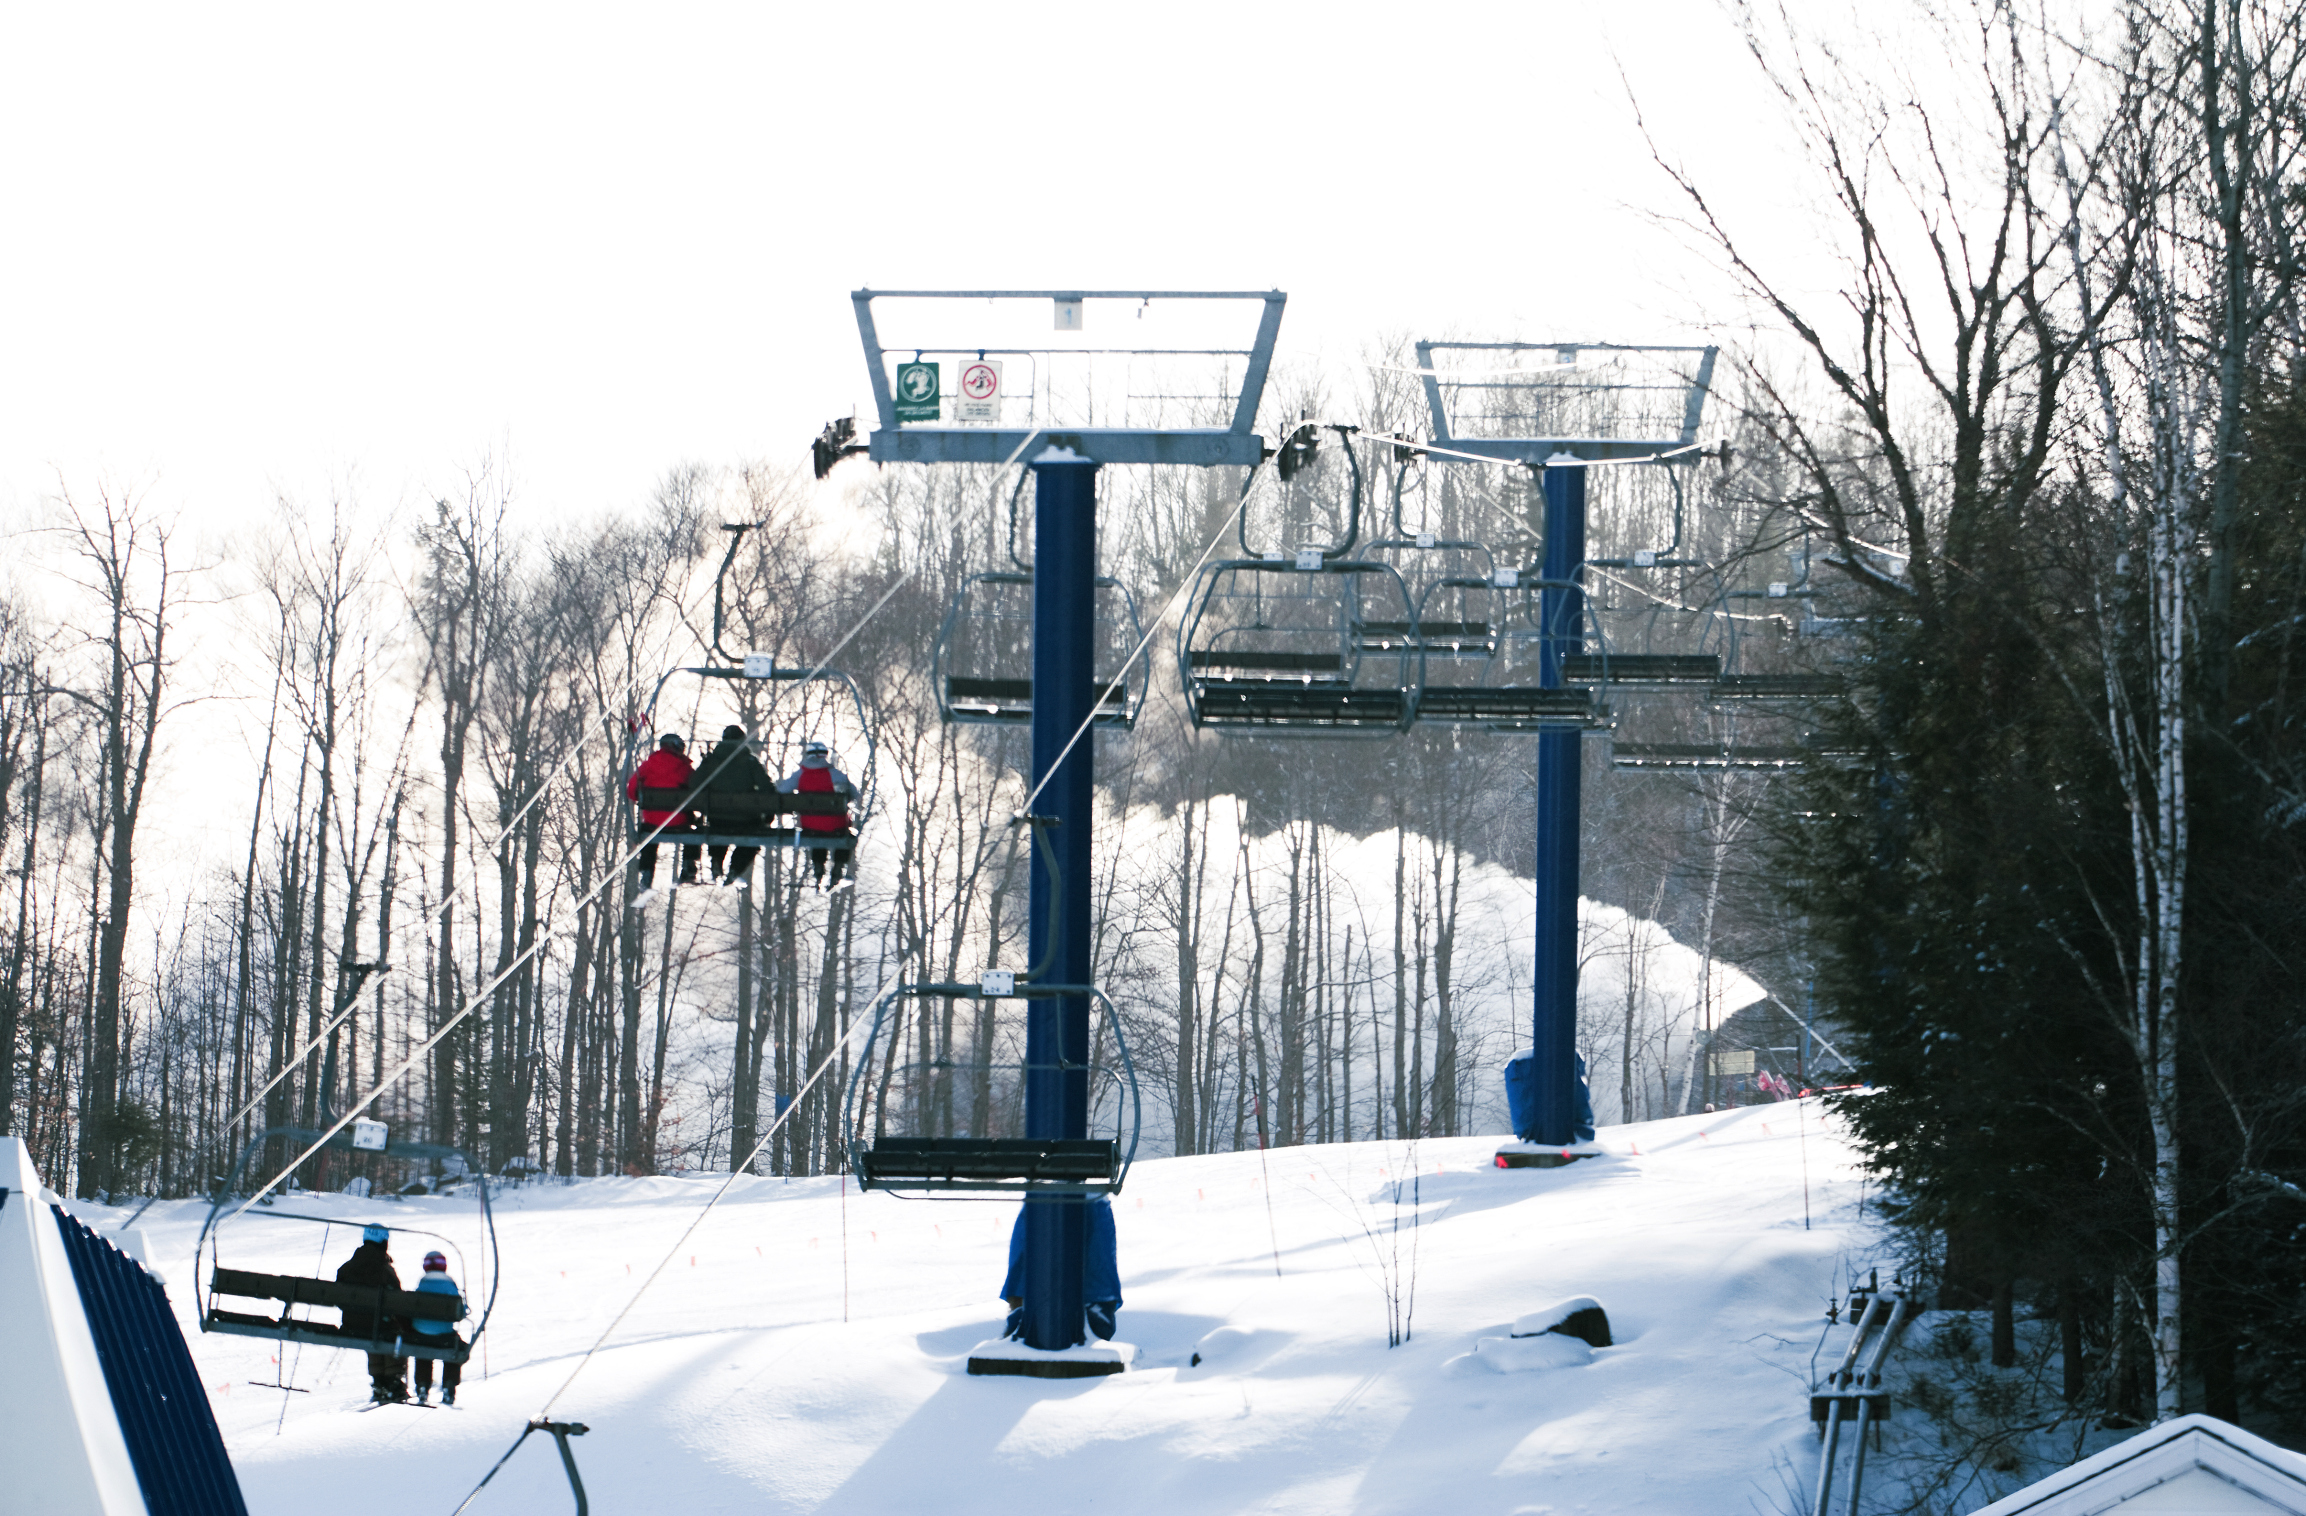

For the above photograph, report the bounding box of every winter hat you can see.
[362,1223,389,1244]
[659,733,686,753]
[803,740,829,758]
[722,724,746,742]
[423,1251,448,1273]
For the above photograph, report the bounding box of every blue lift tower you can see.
[839,290,1285,1372]
[1412,340,1716,1160]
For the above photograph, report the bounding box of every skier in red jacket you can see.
[777,740,856,889]
[627,733,701,890]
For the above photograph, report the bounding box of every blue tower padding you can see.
[51,1205,249,1516]
[1524,458,1588,1144]
[1023,451,1098,1350]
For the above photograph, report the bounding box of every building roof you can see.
[1971,1415,2306,1515]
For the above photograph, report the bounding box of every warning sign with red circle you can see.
[958,360,1002,423]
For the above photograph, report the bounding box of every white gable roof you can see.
[1972,1415,2306,1515]
[0,1136,148,1515]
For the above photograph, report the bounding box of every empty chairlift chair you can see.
[1357,451,1503,663]
[843,985,1141,1196]
[934,571,1147,729]
[1411,572,1609,732]
[1180,556,1422,732]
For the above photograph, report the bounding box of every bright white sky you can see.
[0,1,1836,531]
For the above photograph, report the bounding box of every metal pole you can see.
[1527,457,1587,1143]
[1024,453,1097,1350]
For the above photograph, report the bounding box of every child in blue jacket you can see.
[412,1250,468,1404]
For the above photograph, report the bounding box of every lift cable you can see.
[224,564,734,1136]
[1011,460,1264,824]
[221,568,918,1224]
[223,426,1066,1219]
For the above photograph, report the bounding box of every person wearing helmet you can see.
[627,732,701,890]
[699,724,772,886]
[776,740,857,889]
[336,1223,408,1403]
[410,1249,468,1405]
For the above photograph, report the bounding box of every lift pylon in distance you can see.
[839,289,1285,1374]
[1412,339,1719,1164]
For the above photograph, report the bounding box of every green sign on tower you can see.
[894,361,941,424]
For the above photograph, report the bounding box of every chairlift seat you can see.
[634,787,856,851]
[942,676,1133,726]
[204,1267,471,1362]
[1610,743,1807,770]
[1413,686,1602,729]
[1355,619,1493,647]
[1191,678,1410,727]
[856,1137,1121,1194]
[1710,674,1843,698]
[1562,654,1722,684]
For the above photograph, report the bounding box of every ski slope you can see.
[103,1100,1877,1514]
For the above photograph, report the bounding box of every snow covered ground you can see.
[97,1100,1880,1515]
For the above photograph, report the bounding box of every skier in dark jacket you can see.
[337,1223,408,1403]
[699,724,772,885]
[998,1195,1123,1344]
[627,733,701,890]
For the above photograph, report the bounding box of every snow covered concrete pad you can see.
[1967,1414,2306,1515]
[1493,1139,1606,1169]
[1511,1295,1611,1347]
[964,1337,1134,1378]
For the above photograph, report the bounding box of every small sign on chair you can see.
[351,1119,388,1152]
[981,970,1016,997]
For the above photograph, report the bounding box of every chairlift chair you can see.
[933,571,1148,728]
[194,1126,498,1366]
[843,823,1141,1197]
[842,981,1142,1196]
[1352,447,1503,660]
[626,662,877,858]
[1180,557,1422,732]
[1409,571,1610,732]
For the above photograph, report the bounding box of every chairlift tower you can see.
[846,289,1284,1361]
[1414,340,1717,1154]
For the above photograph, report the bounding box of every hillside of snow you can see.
[99,1101,1877,1515]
